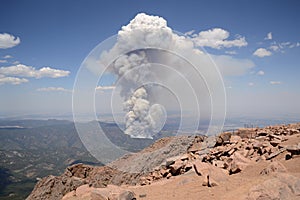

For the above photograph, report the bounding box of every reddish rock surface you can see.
[27,122,300,200]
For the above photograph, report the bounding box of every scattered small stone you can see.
[139,194,147,198]
[285,152,292,160]
[169,161,183,176]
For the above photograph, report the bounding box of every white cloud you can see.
[248,82,254,86]
[288,42,300,48]
[0,33,20,49]
[3,55,12,59]
[0,64,70,78]
[269,41,299,52]
[265,32,272,40]
[280,42,290,46]
[270,81,281,85]
[253,48,272,57]
[192,28,248,49]
[257,70,265,76]
[95,85,115,91]
[0,60,7,63]
[37,87,72,92]
[269,45,280,52]
[225,50,237,55]
[0,76,28,85]
[184,30,195,36]
[212,55,255,76]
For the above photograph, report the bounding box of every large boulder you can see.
[216,132,231,146]
[193,160,228,187]
[229,152,252,174]
[169,160,184,176]
[247,173,300,200]
[62,184,136,200]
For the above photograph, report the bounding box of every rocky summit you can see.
[27,123,300,200]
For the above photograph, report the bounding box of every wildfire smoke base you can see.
[72,13,226,172]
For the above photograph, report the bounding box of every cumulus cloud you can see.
[253,48,272,57]
[248,82,254,86]
[0,60,7,63]
[0,64,70,78]
[265,32,272,40]
[0,76,28,85]
[0,33,20,49]
[95,85,116,91]
[270,81,281,85]
[191,28,248,49]
[3,55,12,59]
[37,87,72,92]
[257,70,265,76]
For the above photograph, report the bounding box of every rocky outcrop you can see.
[26,164,117,200]
[27,123,300,199]
[109,136,199,174]
[27,136,198,199]
[137,123,300,186]
[62,184,136,200]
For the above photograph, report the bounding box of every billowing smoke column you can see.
[96,13,210,138]
[103,13,176,139]
[73,12,226,168]
[111,47,166,139]
[123,87,165,138]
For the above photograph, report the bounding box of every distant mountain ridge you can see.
[0,119,175,200]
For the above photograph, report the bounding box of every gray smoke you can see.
[90,13,227,138]
[123,87,166,138]
[109,49,166,138]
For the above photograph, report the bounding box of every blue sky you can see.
[0,0,299,119]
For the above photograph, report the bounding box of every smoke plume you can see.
[90,13,226,138]
[105,13,177,138]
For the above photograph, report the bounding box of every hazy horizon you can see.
[1,1,299,125]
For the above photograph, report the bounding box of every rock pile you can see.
[27,123,300,199]
[139,123,300,186]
